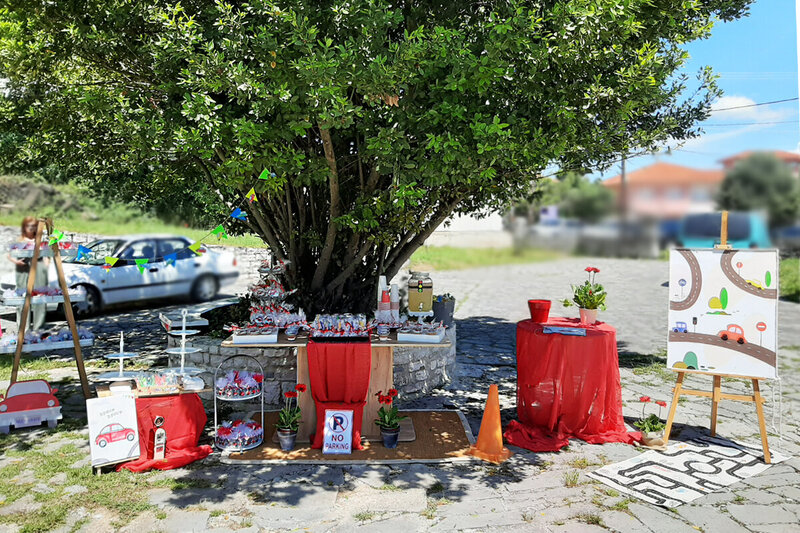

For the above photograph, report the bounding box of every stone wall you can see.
[168,326,457,407]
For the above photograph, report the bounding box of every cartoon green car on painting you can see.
[718,324,746,345]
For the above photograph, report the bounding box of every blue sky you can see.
[598,0,799,180]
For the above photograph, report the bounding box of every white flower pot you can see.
[641,431,666,448]
[579,308,598,325]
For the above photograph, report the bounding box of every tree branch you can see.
[311,125,342,290]
[323,238,374,293]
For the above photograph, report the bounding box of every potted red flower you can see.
[562,267,607,324]
[634,396,668,448]
[276,384,306,451]
[374,389,407,449]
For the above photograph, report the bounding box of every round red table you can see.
[504,318,639,452]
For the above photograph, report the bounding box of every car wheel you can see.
[74,284,101,318]
[127,433,135,441]
[738,338,745,345]
[721,334,728,340]
[191,274,218,302]
[98,439,107,448]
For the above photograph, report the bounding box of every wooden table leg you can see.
[362,346,393,440]
[752,379,771,464]
[710,375,721,437]
[296,346,315,443]
[663,371,684,445]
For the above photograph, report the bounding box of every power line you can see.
[712,97,799,112]
[702,120,798,126]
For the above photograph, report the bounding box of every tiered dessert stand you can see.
[213,354,265,452]
[163,309,204,376]
[97,332,141,381]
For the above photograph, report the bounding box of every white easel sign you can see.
[87,394,140,467]
[322,410,353,455]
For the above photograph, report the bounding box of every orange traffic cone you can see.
[468,384,512,464]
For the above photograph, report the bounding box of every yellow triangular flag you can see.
[246,187,258,203]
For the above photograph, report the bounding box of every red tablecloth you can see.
[504,318,639,452]
[118,393,212,472]
[307,340,372,450]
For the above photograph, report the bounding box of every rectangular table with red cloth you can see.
[306,340,372,450]
[118,393,212,472]
[504,318,640,452]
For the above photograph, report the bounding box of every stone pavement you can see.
[1,257,799,532]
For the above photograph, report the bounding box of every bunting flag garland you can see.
[188,242,204,255]
[104,256,119,267]
[258,169,276,180]
[48,229,65,245]
[76,245,91,261]
[164,252,177,267]
[211,224,228,240]
[135,258,149,274]
[230,207,247,221]
[246,187,258,203]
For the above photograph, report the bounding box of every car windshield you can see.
[7,381,49,397]
[65,239,125,265]
[683,214,750,241]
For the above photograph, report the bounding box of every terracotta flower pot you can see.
[277,428,298,451]
[579,308,598,325]
[380,426,400,449]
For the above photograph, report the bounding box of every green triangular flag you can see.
[135,258,149,274]
[48,229,64,245]
[211,224,228,240]
[258,168,270,180]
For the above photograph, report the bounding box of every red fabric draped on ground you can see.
[504,318,640,452]
[118,393,212,472]
[307,340,372,450]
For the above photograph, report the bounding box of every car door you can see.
[102,240,163,304]
[156,238,197,297]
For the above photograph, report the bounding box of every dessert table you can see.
[504,318,639,452]
[221,332,451,442]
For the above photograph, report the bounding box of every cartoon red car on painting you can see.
[718,324,746,345]
[95,423,136,447]
[0,380,62,434]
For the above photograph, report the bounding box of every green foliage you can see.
[720,287,728,309]
[633,413,666,433]
[276,391,303,431]
[717,153,800,228]
[532,172,615,223]
[780,259,799,302]
[374,393,407,429]
[0,0,752,312]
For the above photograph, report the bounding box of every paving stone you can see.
[733,487,784,504]
[159,510,210,532]
[747,525,800,533]
[726,503,797,525]
[31,483,53,494]
[63,485,88,495]
[676,505,749,533]
[335,485,426,514]
[599,510,650,533]
[48,472,68,485]
[0,494,41,516]
[627,503,698,533]
[767,484,800,501]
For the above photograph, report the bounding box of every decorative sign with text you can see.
[86,394,140,467]
[322,409,353,455]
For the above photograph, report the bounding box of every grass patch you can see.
[409,246,560,271]
[568,458,597,469]
[611,498,635,512]
[209,510,225,518]
[377,483,402,492]
[0,355,103,382]
[0,440,197,532]
[155,510,167,520]
[353,511,376,522]
[421,497,452,520]
[426,482,445,495]
[602,488,620,497]
[563,471,580,487]
[780,258,799,302]
[576,513,604,526]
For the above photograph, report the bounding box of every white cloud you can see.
[708,95,793,122]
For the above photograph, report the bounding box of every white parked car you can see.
[49,234,239,316]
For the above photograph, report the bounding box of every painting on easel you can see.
[668,248,778,380]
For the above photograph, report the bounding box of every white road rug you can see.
[587,435,789,508]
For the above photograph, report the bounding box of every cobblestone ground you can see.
[1,257,798,532]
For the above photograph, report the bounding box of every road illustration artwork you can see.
[668,249,778,379]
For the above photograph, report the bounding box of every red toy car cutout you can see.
[95,423,136,448]
[0,380,61,434]
[719,324,746,345]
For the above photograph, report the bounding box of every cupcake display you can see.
[215,370,264,398]
[309,314,370,338]
[215,420,263,450]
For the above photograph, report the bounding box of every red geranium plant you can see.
[277,383,306,432]
[374,389,407,431]
[634,396,667,434]
[562,267,607,310]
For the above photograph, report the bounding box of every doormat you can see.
[221,410,475,465]
[587,435,789,508]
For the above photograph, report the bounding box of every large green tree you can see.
[0,0,750,312]
[717,153,799,228]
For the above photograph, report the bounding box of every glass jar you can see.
[407,271,433,313]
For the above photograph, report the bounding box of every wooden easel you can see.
[9,218,91,399]
[663,211,771,463]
